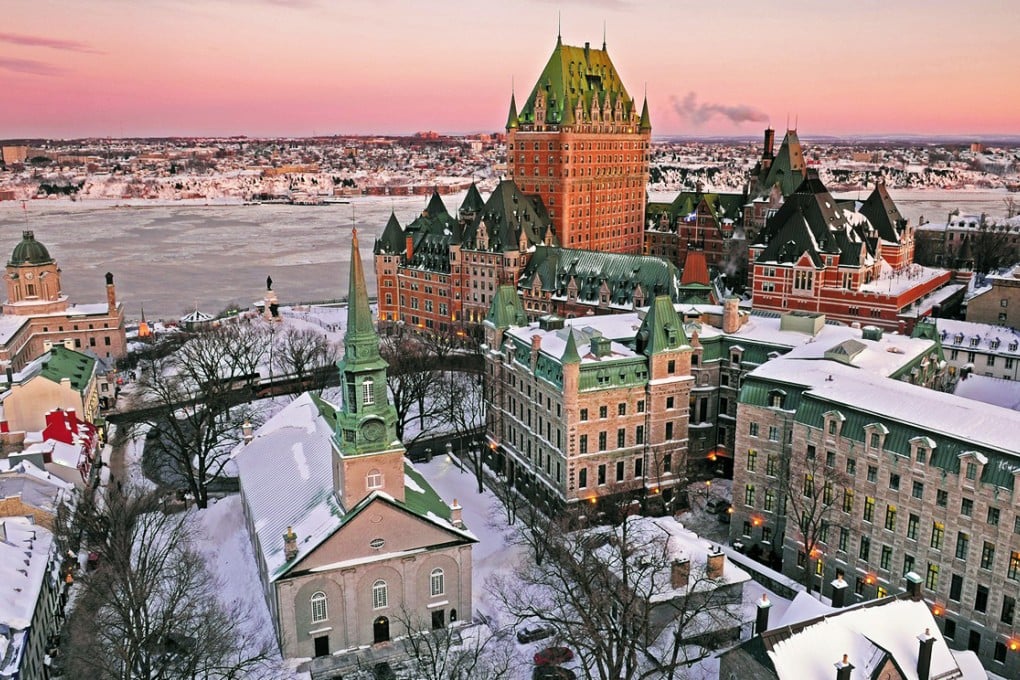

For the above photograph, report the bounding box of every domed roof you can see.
[9,231,53,266]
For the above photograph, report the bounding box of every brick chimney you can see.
[105,272,116,311]
[706,545,725,580]
[450,499,464,528]
[283,526,298,562]
[917,628,935,680]
[530,334,542,366]
[905,571,923,600]
[670,558,690,589]
[242,421,254,444]
[835,654,854,680]
[405,234,414,263]
[830,574,848,608]
[722,297,740,334]
[754,593,772,635]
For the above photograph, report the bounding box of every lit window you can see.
[311,591,328,623]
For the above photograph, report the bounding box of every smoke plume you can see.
[671,91,768,126]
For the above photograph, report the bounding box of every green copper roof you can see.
[859,181,906,243]
[639,97,651,131]
[460,183,485,215]
[486,285,528,329]
[9,231,53,266]
[40,345,96,393]
[518,39,636,127]
[343,228,382,368]
[757,130,807,198]
[636,295,688,355]
[506,92,519,130]
[561,328,580,364]
[463,180,555,252]
[424,190,449,219]
[374,211,405,255]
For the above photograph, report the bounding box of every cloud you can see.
[670,91,768,126]
[0,32,102,54]
[0,56,67,76]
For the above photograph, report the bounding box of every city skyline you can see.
[3,0,1019,139]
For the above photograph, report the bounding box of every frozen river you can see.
[0,188,1012,321]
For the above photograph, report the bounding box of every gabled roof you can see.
[374,211,405,255]
[858,182,906,243]
[459,183,485,216]
[39,345,96,393]
[462,180,556,252]
[520,246,682,309]
[680,250,711,287]
[636,295,688,355]
[756,129,807,198]
[518,39,635,127]
[486,285,528,329]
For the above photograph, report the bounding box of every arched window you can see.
[372,580,388,609]
[367,469,383,490]
[430,568,444,597]
[310,591,328,623]
[362,378,375,405]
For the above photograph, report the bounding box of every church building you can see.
[235,230,475,660]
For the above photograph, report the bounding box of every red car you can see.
[534,646,574,666]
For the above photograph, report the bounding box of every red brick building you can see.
[507,35,651,255]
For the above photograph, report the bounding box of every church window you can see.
[430,568,445,597]
[310,591,328,623]
[362,379,375,405]
[372,580,388,609]
[367,469,383,490]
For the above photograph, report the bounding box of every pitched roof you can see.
[459,183,485,215]
[462,180,555,252]
[636,295,688,355]
[486,285,528,329]
[518,39,636,127]
[39,345,96,393]
[374,211,405,255]
[520,246,682,309]
[756,129,807,198]
[680,250,710,286]
[858,182,906,243]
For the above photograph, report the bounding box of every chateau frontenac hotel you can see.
[373,34,1017,674]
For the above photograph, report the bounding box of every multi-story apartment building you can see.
[914,212,1020,269]
[644,185,745,274]
[507,35,651,255]
[482,286,692,514]
[732,350,1020,674]
[968,263,1020,327]
[930,317,1020,381]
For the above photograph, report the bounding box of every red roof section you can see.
[680,250,710,286]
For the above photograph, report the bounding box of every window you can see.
[950,574,963,601]
[975,585,989,613]
[1015,516,1020,535]
[367,469,383,490]
[855,576,865,595]
[863,496,875,522]
[981,542,995,570]
[803,473,814,498]
[762,527,773,542]
[768,426,779,442]
[943,618,956,639]
[881,545,892,570]
[884,505,897,531]
[615,461,624,482]
[988,507,1000,526]
[362,378,375,405]
[859,536,871,560]
[916,447,927,465]
[617,428,626,448]
[637,399,645,413]
[907,513,919,540]
[889,473,900,491]
[937,489,948,507]
[766,454,777,476]
[1002,595,1016,624]
[995,641,1007,664]
[966,462,977,480]
[634,458,643,478]
[663,454,671,472]
[747,449,758,472]
[430,568,445,596]
[749,422,759,437]
[839,527,849,551]
[599,405,608,419]
[372,580,388,609]
[826,450,836,468]
[764,489,775,512]
[618,403,626,416]
[807,444,816,460]
[597,464,606,485]
[580,409,589,421]
[665,422,673,439]
[846,458,856,475]
[579,435,588,454]
[744,484,755,506]
[667,360,676,374]
[1010,551,1020,580]
[843,488,854,513]
[870,432,880,449]
[955,532,969,559]
[666,396,675,409]
[903,553,915,576]
[961,498,973,516]
[926,563,939,590]
[931,521,944,550]
[867,465,877,483]
[635,425,644,444]
[311,591,328,623]
[578,468,587,489]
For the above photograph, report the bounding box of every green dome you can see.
[9,231,53,266]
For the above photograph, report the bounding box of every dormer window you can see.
[769,389,787,409]
[824,410,846,436]
[864,422,888,452]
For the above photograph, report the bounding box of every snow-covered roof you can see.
[0,516,56,675]
[0,315,28,345]
[180,308,215,324]
[936,318,1020,355]
[858,262,950,296]
[953,373,1020,411]
[507,313,645,364]
[765,597,967,680]
[0,460,73,515]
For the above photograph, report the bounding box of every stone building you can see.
[731,347,1020,673]
[0,231,126,372]
[235,230,474,660]
[645,186,745,275]
[926,317,1020,381]
[967,263,1020,327]
[506,34,651,255]
[482,286,692,514]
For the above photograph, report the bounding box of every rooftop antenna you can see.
[557,12,561,43]
[786,113,790,131]
[794,114,798,131]
[603,21,606,50]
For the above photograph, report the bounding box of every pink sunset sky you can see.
[3,0,1018,139]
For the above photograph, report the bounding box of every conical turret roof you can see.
[374,211,405,255]
[343,228,382,367]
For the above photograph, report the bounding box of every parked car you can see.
[517,623,556,644]
[534,646,574,666]
[705,497,729,514]
[533,666,577,679]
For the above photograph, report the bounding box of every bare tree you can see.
[134,322,269,508]
[391,608,515,680]
[61,484,277,679]
[272,326,338,394]
[490,506,744,680]
[1005,195,1017,219]
[774,450,850,594]
[379,325,446,443]
[970,225,1017,274]
[438,371,487,493]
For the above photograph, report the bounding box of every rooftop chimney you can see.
[830,574,848,608]
[450,499,464,528]
[763,128,775,160]
[917,628,935,680]
[670,557,690,589]
[723,297,740,334]
[242,421,254,444]
[835,654,854,680]
[706,545,725,580]
[905,571,923,600]
[283,526,298,562]
[754,593,772,635]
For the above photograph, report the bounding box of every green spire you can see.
[460,183,485,215]
[424,189,449,218]
[506,92,519,130]
[561,328,580,364]
[636,295,687,356]
[343,228,381,367]
[374,211,405,255]
[639,96,651,131]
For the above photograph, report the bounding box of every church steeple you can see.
[343,228,382,369]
